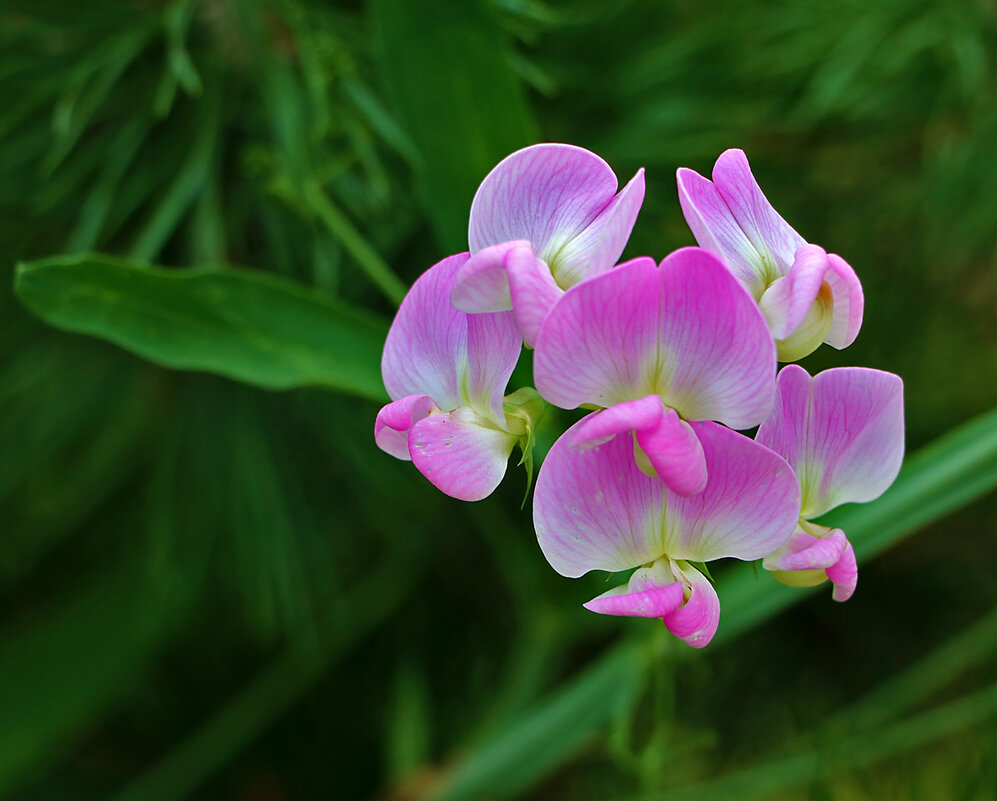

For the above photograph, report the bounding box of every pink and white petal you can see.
[552,168,646,288]
[827,537,858,602]
[676,166,766,296]
[758,245,831,340]
[756,365,904,517]
[450,241,521,313]
[570,396,665,450]
[408,410,517,502]
[711,149,807,274]
[534,257,662,410]
[374,394,436,460]
[584,562,685,619]
[635,408,707,497]
[665,422,801,562]
[383,253,522,420]
[468,144,620,262]
[663,560,721,648]
[534,417,669,577]
[823,253,864,349]
[505,244,564,347]
[762,528,847,572]
[654,247,776,429]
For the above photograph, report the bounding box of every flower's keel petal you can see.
[824,253,863,349]
[635,407,707,496]
[505,244,563,347]
[758,244,831,340]
[553,168,646,287]
[570,396,665,449]
[450,241,521,313]
[374,394,436,460]
[468,144,620,262]
[584,575,684,619]
[756,365,905,517]
[409,412,516,502]
[663,560,721,648]
[763,528,857,601]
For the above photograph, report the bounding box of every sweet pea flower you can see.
[534,419,800,647]
[756,365,905,601]
[375,253,543,501]
[677,149,863,361]
[451,143,645,346]
[533,247,775,496]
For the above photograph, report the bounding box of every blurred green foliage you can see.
[0,0,995,799]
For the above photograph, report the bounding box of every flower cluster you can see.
[375,144,905,648]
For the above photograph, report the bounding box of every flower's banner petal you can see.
[827,537,858,602]
[663,560,721,648]
[382,253,521,420]
[533,418,799,577]
[758,244,831,340]
[756,365,905,518]
[468,144,620,264]
[535,247,775,429]
[505,244,564,347]
[666,421,801,561]
[676,166,764,295]
[824,253,864,348]
[553,168,646,288]
[635,407,708,497]
[570,395,665,449]
[450,241,521,313]
[583,565,685,619]
[374,394,436,460]
[711,148,806,275]
[409,410,516,501]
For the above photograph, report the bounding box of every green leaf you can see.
[370,0,538,252]
[14,254,389,399]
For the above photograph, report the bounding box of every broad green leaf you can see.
[14,254,389,399]
[370,0,538,252]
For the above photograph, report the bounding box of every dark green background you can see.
[1,1,995,799]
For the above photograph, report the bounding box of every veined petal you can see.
[827,538,858,602]
[468,144,621,266]
[763,526,857,602]
[583,561,685,618]
[533,417,800,578]
[450,241,520,313]
[570,396,667,450]
[409,409,517,502]
[374,394,436,460]
[758,244,832,340]
[551,168,646,288]
[755,365,905,518]
[505,244,563,347]
[383,253,522,421]
[663,560,721,648]
[711,148,806,277]
[534,247,776,429]
[823,253,863,349]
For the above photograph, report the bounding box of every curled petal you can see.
[571,397,706,496]
[663,560,721,648]
[533,417,800,578]
[383,253,522,421]
[756,365,905,517]
[534,248,776,429]
[409,409,517,502]
[583,562,685,618]
[505,244,563,347]
[763,527,857,602]
[827,538,858,602]
[823,253,863,349]
[758,244,833,340]
[450,241,521,313]
[374,394,436,460]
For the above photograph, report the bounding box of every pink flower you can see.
[534,419,801,647]
[677,149,863,361]
[756,365,905,600]
[451,143,645,345]
[374,253,542,501]
[533,247,776,496]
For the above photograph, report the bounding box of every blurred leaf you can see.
[14,254,388,398]
[371,0,538,251]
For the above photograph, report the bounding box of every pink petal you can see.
[756,365,905,518]
[824,253,863,349]
[505,244,563,347]
[762,527,857,602]
[583,563,685,618]
[382,253,522,421]
[571,396,667,449]
[533,417,800,578]
[827,538,858,602]
[409,409,517,502]
[663,560,721,648]
[468,144,620,265]
[711,149,806,276]
[374,394,436,460]
[552,168,646,288]
[533,248,776,429]
[758,244,832,340]
[450,241,520,313]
